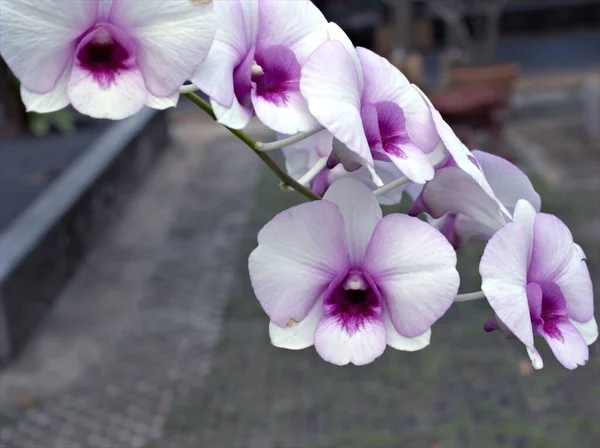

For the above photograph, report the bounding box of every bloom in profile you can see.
[249,178,459,365]
[410,150,541,247]
[191,0,328,133]
[480,199,597,370]
[0,0,216,119]
[300,30,440,184]
[281,130,405,203]
[413,84,494,195]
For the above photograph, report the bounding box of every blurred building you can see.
[314,0,600,52]
[428,0,600,50]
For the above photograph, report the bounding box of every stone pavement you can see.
[1,98,599,448]
[0,108,266,447]
[157,145,600,448]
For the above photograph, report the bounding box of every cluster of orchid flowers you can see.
[2,0,596,368]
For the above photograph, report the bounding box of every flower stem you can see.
[454,291,486,302]
[183,92,321,201]
[256,126,325,152]
[297,157,328,185]
[179,84,199,94]
[281,157,328,192]
[373,175,410,197]
[184,91,216,118]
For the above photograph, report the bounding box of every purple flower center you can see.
[252,45,301,106]
[361,101,411,161]
[76,25,132,89]
[324,271,382,334]
[310,169,330,197]
[439,213,460,249]
[232,50,255,109]
[527,281,569,341]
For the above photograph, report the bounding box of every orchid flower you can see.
[249,178,459,366]
[480,199,597,370]
[191,0,328,133]
[281,130,405,204]
[410,150,541,247]
[406,88,536,246]
[300,27,440,186]
[0,0,215,119]
[1,0,594,373]
[413,84,497,198]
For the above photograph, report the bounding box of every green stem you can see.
[184,92,321,201]
[256,126,325,152]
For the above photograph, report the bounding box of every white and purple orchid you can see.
[406,85,518,247]
[249,179,459,365]
[413,84,493,193]
[191,0,327,132]
[1,0,594,372]
[0,0,215,119]
[300,29,440,185]
[281,130,405,204]
[480,199,597,370]
[410,149,541,247]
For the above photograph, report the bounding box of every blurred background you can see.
[0,1,599,447]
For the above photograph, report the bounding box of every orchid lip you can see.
[253,45,301,106]
[324,270,382,334]
[232,49,255,109]
[75,23,134,89]
[528,281,568,340]
[362,101,412,161]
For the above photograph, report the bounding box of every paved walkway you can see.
[157,127,600,448]
[0,98,598,447]
[0,109,265,447]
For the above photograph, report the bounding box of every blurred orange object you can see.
[430,63,519,155]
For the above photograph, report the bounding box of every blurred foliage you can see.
[28,108,76,137]
[4,63,76,137]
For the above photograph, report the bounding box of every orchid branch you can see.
[255,126,325,152]
[183,92,322,201]
[297,157,328,186]
[281,157,328,192]
[373,176,411,197]
[179,85,324,152]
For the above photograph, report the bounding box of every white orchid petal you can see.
[364,215,459,337]
[248,201,349,328]
[0,0,97,92]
